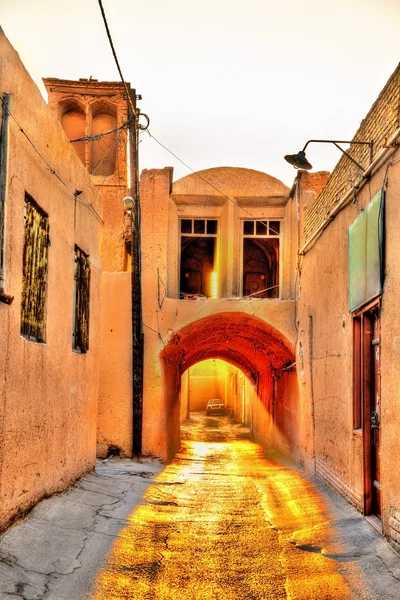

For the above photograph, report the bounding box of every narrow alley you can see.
[2,414,396,600]
[90,415,400,599]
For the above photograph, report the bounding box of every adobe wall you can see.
[0,30,102,531]
[97,272,132,457]
[297,63,400,538]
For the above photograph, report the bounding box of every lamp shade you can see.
[284,150,312,170]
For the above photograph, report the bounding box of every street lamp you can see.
[122,195,134,214]
[284,139,373,171]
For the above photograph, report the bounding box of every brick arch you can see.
[161,311,295,379]
[158,312,296,459]
[59,98,86,165]
[88,100,118,176]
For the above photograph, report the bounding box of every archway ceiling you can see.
[162,312,295,378]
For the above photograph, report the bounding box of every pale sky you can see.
[1,0,399,187]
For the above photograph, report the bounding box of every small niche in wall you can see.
[61,102,86,166]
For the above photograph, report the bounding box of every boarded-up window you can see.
[348,190,384,312]
[73,246,90,353]
[21,196,49,342]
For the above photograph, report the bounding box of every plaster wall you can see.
[97,272,133,457]
[0,30,102,531]
[297,145,400,532]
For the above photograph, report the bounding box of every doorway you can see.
[354,303,381,520]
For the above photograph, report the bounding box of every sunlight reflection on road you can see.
[91,419,361,599]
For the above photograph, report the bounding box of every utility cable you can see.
[97,0,136,116]
[0,94,104,224]
[96,0,277,231]
[69,116,133,143]
[146,129,257,218]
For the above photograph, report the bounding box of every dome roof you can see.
[171,167,289,206]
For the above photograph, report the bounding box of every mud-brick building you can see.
[295,64,400,547]
[0,29,102,531]
[107,165,307,462]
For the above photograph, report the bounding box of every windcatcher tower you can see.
[43,77,135,270]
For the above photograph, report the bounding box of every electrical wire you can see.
[69,116,133,143]
[146,129,258,218]
[97,0,136,117]
[96,1,278,232]
[0,94,104,224]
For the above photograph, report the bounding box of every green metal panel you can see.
[348,190,384,312]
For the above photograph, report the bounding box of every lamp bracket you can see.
[302,139,373,171]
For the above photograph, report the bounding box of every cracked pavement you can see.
[0,459,162,599]
[1,415,400,599]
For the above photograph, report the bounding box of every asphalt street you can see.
[1,414,400,599]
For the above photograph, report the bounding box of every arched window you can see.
[61,101,86,166]
[90,102,117,176]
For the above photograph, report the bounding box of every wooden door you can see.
[362,306,381,518]
[370,312,381,517]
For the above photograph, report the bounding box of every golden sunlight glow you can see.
[91,438,359,600]
[210,271,218,299]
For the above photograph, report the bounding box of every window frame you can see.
[240,218,282,299]
[20,194,50,343]
[178,218,220,299]
[73,245,91,354]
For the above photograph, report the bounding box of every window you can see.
[180,219,218,298]
[242,219,280,298]
[73,246,91,353]
[20,196,50,342]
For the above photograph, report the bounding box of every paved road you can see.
[90,414,398,599]
[1,414,399,599]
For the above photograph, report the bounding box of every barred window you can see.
[73,246,90,353]
[20,196,50,342]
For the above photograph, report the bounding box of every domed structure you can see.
[171,166,290,206]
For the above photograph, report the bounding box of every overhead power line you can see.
[97,0,136,116]
[70,116,133,143]
[0,95,104,224]
[96,1,277,228]
[146,130,264,219]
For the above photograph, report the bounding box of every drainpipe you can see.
[299,128,400,256]
[128,91,144,458]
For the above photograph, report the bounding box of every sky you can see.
[1,0,399,187]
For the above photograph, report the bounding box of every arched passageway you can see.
[159,312,299,460]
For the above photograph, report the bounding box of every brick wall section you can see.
[389,508,400,555]
[304,64,400,240]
